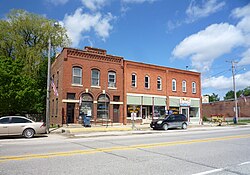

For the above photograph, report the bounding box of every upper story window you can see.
[172,79,176,91]
[182,80,187,92]
[72,67,82,85]
[131,73,137,87]
[56,71,59,88]
[108,71,116,88]
[91,69,100,86]
[192,82,196,93]
[157,77,162,90]
[145,75,150,89]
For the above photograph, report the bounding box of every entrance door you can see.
[180,107,189,120]
[67,103,75,124]
[113,105,119,123]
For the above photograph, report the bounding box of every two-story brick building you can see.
[50,47,201,126]
[124,60,201,124]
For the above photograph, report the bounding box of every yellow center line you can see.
[1,134,250,163]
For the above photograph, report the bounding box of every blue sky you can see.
[1,0,250,99]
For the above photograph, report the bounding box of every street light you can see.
[45,22,59,133]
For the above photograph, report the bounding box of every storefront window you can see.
[154,106,165,118]
[97,94,109,119]
[127,105,141,118]
[79,94,93,117]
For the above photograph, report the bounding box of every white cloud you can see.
[47,0,69,6]
[238,48,250,66]
[122,0,156,3]
[202,71,250,90]
[81,0,108,11]
[232,3,250,65]
[167,0,225,31]
[172,23,244,72]
[186,0,225,22]
[62,8,115,47]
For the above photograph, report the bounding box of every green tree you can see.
[243,86,250,96]
[205,93,220,102]
[0,9,70,116]
[224,90,234,100]
[0,57,42,115]
[0,9,70,76]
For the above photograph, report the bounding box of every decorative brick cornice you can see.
[66,48,123,64]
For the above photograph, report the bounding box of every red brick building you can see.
[50,47,201,126]
[124,61,201,124]
[202,96,250,120]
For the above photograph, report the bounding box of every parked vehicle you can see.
[0,116,46,138]
[150,114,188,130]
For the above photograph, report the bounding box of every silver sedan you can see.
[0,116,46,138]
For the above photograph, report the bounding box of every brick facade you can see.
[202,96,250,120]
[50,47,201,126]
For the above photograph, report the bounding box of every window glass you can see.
[182,80,186,92]
[157,77,162,90]
[145,76,150,89]
[97,94,109,119]
[0,117,9,124]
[72,67,82,85]
[108,72,116,87]
[172,79,176,91]
[11,117,32,123]
[192,82,196,93]
[92,69,100,86]
[131,74,137,87]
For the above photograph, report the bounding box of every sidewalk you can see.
[49,122,236,138]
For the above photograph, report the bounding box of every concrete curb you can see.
[49,123,250,138]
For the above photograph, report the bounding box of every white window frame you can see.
[108,72,116,88]
[145,75,150,89]
[182,80,187,92]
[192,82,196,93]
[172,79,176,91]
[157,77,162,90]
[91,69,100,86]
[72,67,82,85]
[131,73,137,87]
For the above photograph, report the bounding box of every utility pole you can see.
[231,61,238,124]
[45,37,51,133]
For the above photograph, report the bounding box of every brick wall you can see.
[202,96,250,120]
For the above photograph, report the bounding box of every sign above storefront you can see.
[180,97,191,106]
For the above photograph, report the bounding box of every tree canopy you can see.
[224,87,250,100]
[0,9,70,116]
[204,93,220,102]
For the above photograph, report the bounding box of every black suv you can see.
[150,114,188,130]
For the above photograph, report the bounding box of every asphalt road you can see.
[1,126,250,175]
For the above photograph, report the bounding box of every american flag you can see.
[51,79,58,96]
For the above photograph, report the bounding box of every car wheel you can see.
[182,123,187,129]
[23,128,35,138]
[163,124,168,130]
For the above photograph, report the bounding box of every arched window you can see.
[108,71,116,88]
[192,82,196,93]
[79,93,93,117]
[97,94,110,119]
[172,79,176,91]
[145,75,150,89]
[91,69,100,86]
[182,80,187,92]
[131,73,137,87]
[157,77,162,90]
[72,67,82,85]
